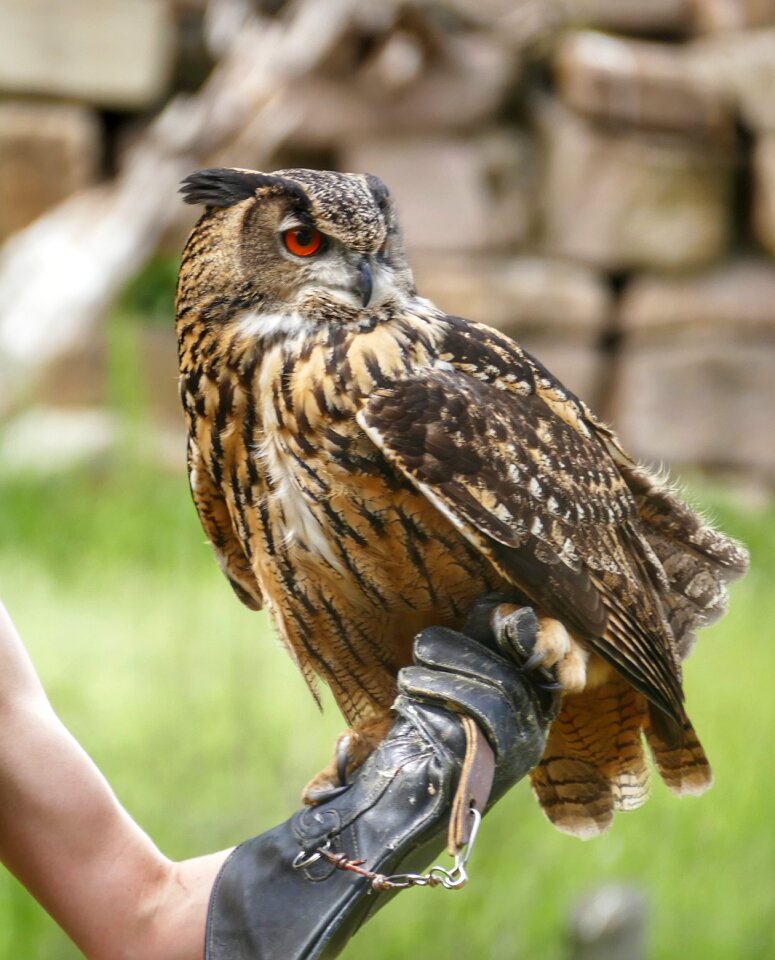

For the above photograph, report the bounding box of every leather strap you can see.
[447,716,495,856]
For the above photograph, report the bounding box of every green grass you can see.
[0,454,772,959]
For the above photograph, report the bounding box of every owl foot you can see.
[491,604,588,694]
[302,714,393,806]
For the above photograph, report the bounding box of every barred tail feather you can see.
[645,706,713,796]
[530,757,615,840]
[530,678,650,839]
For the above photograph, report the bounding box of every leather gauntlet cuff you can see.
[205,701,466,960]
[205,616,553,960]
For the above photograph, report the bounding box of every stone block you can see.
[0,100,101,241]
[619,258,775,334]
[555,31,732,142]
[690,29,775,131]
[562,0,692,34]
[614,261,775,476]
[282,32,514,149]
[412,254,611,403]
[690,0,775,33]
[37,334,109,410]
[31,322,184,473]
[343,133,537,254]
[537,98,733,271]
[753,133,775,255]
[138,326,185,430]
[0,407,117,475]
[0,0,174,108]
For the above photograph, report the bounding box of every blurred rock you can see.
[0,407,117,475]
[37,325,182,431]
[619,258,775,333]
[357,27,427,94]
[37,335,109,410]
[752,133,775,255]
[562,0,692,34]
[139,326,185,431]
[413,254,611,402]
[0,0,175,109]
[441,0,565,52]
[537,99,732,271]
[170,0,214,93]
[614,261,775,477]
[343,132,537,253]
[0,101,101,242]
[555,32,732,142]
[690,0,775,33]
[690,28,775,131]
[282,32,515,149]
[568,885,647,960]
[0,0,359,417]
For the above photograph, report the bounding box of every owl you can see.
[176,167,748,838]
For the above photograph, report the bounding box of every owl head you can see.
[178,167,416,337]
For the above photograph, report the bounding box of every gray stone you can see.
[690,29,775,131]
[139,326,186,431]
[0,101,101,241]
[562,0,692,34]
[690,0,775,33]
[282,32,515,149]
[413,254,611,403]
[342,133,537,254]
[37,325,182,433]
[537,98,733,271]
[0,0,175,108]
[0,407,117,475]
[555,31,732,141]
[37,335,109,410]
[753,133,775,255]
[619,258,775,334]
[614,261,775,477]
[615,340,775,476]
[440,0,565,51]
[569,885,648,960]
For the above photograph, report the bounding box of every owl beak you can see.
[356,257,373,308]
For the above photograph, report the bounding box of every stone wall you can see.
[1,0,774,484]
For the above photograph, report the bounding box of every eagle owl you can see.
[176,167,748,838]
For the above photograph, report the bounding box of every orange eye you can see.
[282,227,324,257]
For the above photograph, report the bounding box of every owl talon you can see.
[304,781,351,805]
[535,678,564,693]
[522,649,548,673]
[490,604,541,663]
[302,716,393,807]
[336,735,351,786]
[491,603,589,694]
[462,591,530,648]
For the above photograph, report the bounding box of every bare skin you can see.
[0,599,231,960]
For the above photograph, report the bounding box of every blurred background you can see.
[0,0,773,957]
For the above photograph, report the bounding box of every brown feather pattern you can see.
[176,167,748,837]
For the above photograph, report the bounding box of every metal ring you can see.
[292,840,330,870]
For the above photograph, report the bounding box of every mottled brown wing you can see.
[588,417,749,658]
[187,435,263,611]
[357,364,684,721]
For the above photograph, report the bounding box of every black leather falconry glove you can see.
[206,605,557,960]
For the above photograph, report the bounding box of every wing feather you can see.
[357,350,684,720]
[187,436,263,610]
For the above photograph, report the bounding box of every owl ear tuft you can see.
[365,174,390,212]
[179,168,281,208]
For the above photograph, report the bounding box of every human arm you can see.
[0,598,230,960]
[206,605,556,960]
[0,594,553,960]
